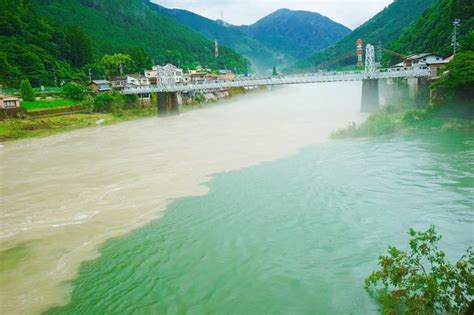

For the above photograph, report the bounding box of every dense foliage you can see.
[386,0,474,65]
[432,51,474,113]
[291,0,437,71]
[0,0,78,87]
[62,82,85,101]
[31,0,249,74]
[366,226,473,314]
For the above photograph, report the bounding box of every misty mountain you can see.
[235,9,351,60]
[147,3,351,73]
[145,1,293,73]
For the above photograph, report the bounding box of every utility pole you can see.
[119,63,124,76]
[214,39,219,58]
[452,19,461,55]
[88,69,92,82]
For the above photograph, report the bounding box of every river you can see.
[1,83,473,314]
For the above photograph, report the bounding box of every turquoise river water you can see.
[1,83,472,315]
[47,132,473,314]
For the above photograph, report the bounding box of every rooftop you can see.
[89,80,110,85]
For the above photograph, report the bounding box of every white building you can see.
[126,74,150,86]
[390,53,451,77]
[146,64,184,85]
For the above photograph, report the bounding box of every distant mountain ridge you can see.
[234,9,351,60]
[145,1,291,73]
[291,0,438,71]
[148,2,351,73]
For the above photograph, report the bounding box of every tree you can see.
[100,54,135,78]
[126,47,151,73]
[64,26,94,68]
[62,82,85,100]
[431,51,474,112]
[272,66,278,76]
[20,79,35,101]
[365,226,473,314]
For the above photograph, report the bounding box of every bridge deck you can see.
[123,67,430,95]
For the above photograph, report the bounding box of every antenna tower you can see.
[357,39,363,67]
[452,19,461,55]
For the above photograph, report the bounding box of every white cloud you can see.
[152,0,393,29]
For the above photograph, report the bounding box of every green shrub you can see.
[20,79,35,101]
[402,109,430,124]
[93,93,114,112]
[81,95,94,114]
[111,93,124,117]
[123,94,139,110]
[62,82,85,100]
[366,226,473,314]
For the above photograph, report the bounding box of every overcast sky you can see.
[152,0,394,29]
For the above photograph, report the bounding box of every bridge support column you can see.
[361,79,380,113]
[156,92,180,115]
[407,78,419,101]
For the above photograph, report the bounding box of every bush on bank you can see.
[366,226,473,314]
[331,104,474,139]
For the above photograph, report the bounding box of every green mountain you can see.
[386,0,474,64]
[236,9,351,60]
[146,3,350,73]
[31,0,249,72]
[0,0,250,88]
[291,0,437,71]
[0,0,79,87]
[145,2,292,73]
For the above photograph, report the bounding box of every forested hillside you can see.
[291,0,437,71]
[386,0,474,64]
[0,0,249,88]
[0,0,85,87]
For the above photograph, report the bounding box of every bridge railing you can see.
[122,67,430,95]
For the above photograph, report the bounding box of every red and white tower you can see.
[357,39,363,67]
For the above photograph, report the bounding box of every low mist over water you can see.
[1,83,366,314]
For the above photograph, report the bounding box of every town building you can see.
[87,80,111,93]
[126,74,150,86]
[390,53,452,77]
[110,76,127,90]
[0,94,20,109]
[146,64,184,85]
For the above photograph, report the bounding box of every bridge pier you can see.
[155,92,180,115]
[361,79,380,112]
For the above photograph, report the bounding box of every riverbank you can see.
[331,105,474,139]
[0,87,253,142]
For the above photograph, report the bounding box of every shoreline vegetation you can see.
[0,87,253,143]
[331,104,474,139]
